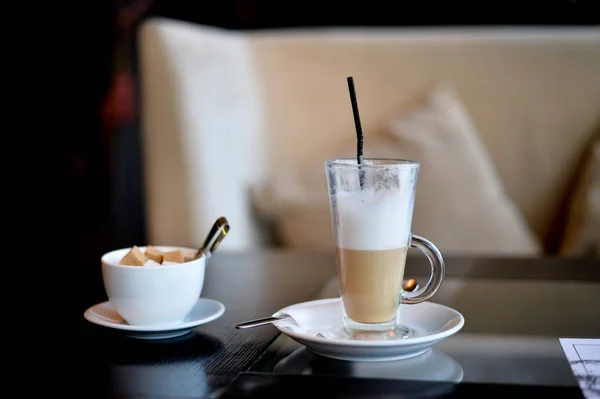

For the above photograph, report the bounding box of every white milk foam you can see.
[335,188,413,251]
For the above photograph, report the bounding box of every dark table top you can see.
[79,250,600,398]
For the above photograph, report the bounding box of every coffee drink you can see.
[336,247,408,323]
[332,189,413,325]
[327,158,444,339]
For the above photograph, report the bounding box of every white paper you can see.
[560,338,600,399]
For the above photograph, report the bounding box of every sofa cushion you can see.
[559,136,600,257]
[252,84,542,256]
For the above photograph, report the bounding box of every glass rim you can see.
[325,158,420,169]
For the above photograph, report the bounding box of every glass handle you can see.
[401,234,445,305]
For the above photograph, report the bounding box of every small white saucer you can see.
[271,298,464,361]
[84,298,225,340]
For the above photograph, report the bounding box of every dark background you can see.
[68,0,598,309]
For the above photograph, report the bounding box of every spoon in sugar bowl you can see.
[235,278,420,329]
[194,216,230,261]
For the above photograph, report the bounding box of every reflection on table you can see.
[274,346,464,383]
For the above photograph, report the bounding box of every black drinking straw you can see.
[347,76,366,189]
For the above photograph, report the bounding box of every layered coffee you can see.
[336,247,407,323]
[333,189,413,325]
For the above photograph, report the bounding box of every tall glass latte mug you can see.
[325,158,445,339]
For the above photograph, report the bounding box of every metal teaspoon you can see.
[235,278,420,329]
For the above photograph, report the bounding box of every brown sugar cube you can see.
[119,245,147,266]
[145,246,164,264]
[162,249,185,263]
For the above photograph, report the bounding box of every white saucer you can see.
[84,298,225,340]
[271,298,464,361]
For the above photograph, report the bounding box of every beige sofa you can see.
[138,18,600,256]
